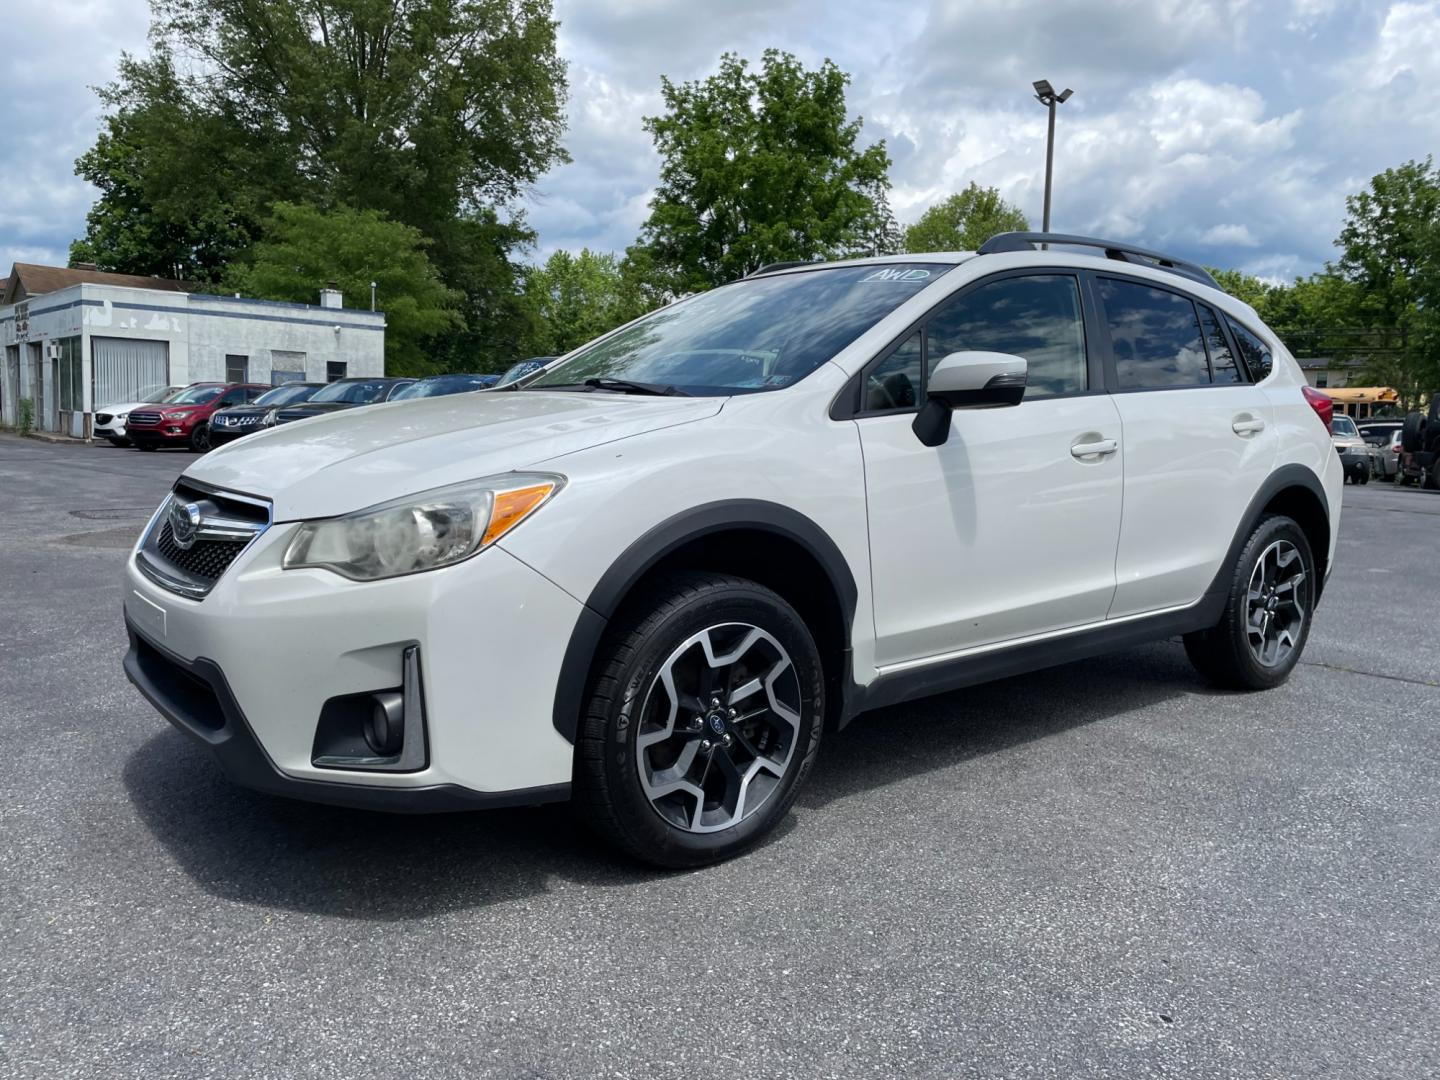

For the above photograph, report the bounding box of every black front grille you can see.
[155,520,249,582]
[128,410,162,427]
[96,412,113,424]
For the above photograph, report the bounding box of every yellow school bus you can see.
[1321,386,1401,420]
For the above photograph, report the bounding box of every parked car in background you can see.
[1397,393,1440,488]
[209,383,325,447]
[494,356,556,387]
[92,385,183,446]
[267,376,415,427]
[1358,419,1401,482]
[389,373,499,401]
[1331,414,1375,484]
[123,233,1341,868]
[125,383,271,452]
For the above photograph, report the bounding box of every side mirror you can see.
[912,351,1028,447]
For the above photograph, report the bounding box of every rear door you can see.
[1097,275,1278,619]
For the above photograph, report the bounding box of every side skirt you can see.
[843,595,1223,721]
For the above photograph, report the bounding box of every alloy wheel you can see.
[1245,539,1308,668]
[635,622,802,834]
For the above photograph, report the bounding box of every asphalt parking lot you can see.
[2,433,1438,1080]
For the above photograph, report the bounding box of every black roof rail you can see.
[747,260,814,277]
[977,232,1220,290]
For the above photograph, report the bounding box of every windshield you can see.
[1331,416,1358,437]
[497,357,553,387]
[529,264,949,395]
[391,375,493,400]
[253,384,320,406]
[166,385,224,405]
[310,380,392,404]
[140,384,177,403]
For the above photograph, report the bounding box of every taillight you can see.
[1301,385,1333,433]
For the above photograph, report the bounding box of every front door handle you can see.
[1232,415,1266,435]
[1070,438,1118,460]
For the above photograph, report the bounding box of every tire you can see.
[106,437,129,448]
[1402,411,1426,453]
[575,571,824,868]
[188,423,211,453]
[1184,514,1316,691]
[1359,464,1370,484]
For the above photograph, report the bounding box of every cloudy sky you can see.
[2,0,1438,282]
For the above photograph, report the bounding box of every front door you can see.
[856,271,1125,669]
[1093,275,1279,618]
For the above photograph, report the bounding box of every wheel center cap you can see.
[706,713,727,735]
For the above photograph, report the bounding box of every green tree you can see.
[224,203,458,376]
[71,47,299,284]
[1333,158,1440,395]
[524,249,652,355]
[902,183,1029,253]
[628,50,895,295]
[74,0,568,360]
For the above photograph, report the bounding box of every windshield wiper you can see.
[585,378,689,396]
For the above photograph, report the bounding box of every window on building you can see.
[270,369,305,385]
[326,361,348,382]
[55,337,83,412]
[1098,279,1209,389]
[1316,372,1329,388]
[928,275,1087,399]
[225,354,248,383]
[271,349,306,379]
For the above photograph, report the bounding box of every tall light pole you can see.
[1032,79,1073,235]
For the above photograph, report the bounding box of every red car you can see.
[126,383,272,452]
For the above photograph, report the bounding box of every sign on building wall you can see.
[14,302,28,342]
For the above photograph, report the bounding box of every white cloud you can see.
[1200,224,1260,246]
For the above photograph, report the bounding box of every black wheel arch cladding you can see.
[551,500,858,743]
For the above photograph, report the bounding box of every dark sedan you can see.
[270,377,416,426]
[209,382,325,446]
[389,373,499,400]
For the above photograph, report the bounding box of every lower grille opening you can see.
[132,634,226,732]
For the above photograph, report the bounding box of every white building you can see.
[0,263,385,437]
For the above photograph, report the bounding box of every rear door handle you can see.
[1232,416,1266,435]
[1070,438,1118,459]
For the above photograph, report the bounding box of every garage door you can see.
[92,338,169,410]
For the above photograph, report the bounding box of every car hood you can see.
[96,401,149,415]
[275,400,369,418]
[1332,435,1367,450]
[187,390,724,521]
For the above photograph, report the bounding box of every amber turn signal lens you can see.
[482,483,556,546]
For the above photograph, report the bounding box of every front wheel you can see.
[188,423,211,452]
[1184,515,1316,691]
[575,572,824,868]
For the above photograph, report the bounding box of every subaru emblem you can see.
[169,500,202,550]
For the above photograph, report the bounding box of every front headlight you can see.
[164,409,194,419]
[282,473,564,581]
[262,409,279,426]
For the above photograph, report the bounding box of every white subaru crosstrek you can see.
[123,233,1342,867]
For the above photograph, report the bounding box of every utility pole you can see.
[1032,80,1073,235]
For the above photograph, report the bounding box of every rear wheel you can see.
[1184,515,1315,691]
[575,572,824,868]
[1402,412,1426,453]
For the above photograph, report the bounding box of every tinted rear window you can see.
[1099,279,1209,389]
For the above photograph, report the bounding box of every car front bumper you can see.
[128,426,192,446]
[121,522,583,808]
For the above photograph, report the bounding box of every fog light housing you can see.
[310,645,428,772]
[365,692,404,755]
